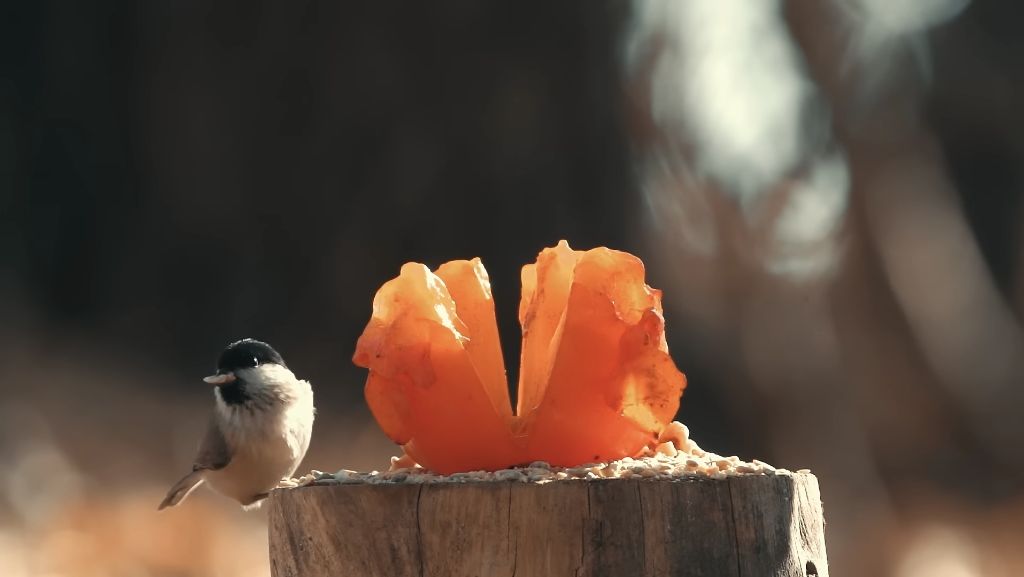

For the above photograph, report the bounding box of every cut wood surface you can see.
[268,473,828,577]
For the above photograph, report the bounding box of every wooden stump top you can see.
[269,473,828,577]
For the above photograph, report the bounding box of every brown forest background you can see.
[2,1,1024,576]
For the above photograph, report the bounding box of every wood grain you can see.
[268,473,828,577]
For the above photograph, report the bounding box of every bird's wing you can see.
[193,414,233,471]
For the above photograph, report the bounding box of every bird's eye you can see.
[251,356,260,367]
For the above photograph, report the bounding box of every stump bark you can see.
[268,473,828,577]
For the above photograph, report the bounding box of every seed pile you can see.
[279,422,809,489]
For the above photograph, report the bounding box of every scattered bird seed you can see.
[285,421,801,487]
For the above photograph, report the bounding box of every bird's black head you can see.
[215,338,286,374]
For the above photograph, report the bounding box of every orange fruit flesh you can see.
[435,259,513,424]
[353,263,516,473]
[352,241,687,474]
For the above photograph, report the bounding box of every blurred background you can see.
[2,0,1023,575]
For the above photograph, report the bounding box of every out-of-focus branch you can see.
[785,0,1024,473]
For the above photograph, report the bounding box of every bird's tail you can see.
[158,470,205,510]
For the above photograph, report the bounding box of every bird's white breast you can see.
[208,365,314,506]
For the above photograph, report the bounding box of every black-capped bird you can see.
[159,339,315,510]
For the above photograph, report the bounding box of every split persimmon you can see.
[352,241,686,474]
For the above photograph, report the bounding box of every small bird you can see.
[159,338,315,510]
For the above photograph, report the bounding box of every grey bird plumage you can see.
[159,339,315,510]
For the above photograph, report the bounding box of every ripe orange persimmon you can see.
[352,241,686,474]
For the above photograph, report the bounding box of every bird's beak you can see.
[203,372,236,385]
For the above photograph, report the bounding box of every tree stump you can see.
[268,473,828,577]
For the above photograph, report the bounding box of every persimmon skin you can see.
[518,245,686,466]
[353,263,517,474]
[435,259,513,424]
[353,242,687,474]
[516,242,577,419]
